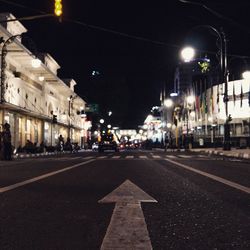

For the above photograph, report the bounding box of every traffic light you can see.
[52,115,57,124]
[54,0,63,17]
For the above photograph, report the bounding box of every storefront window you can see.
[26,119,31,140]
[18,117,22,146]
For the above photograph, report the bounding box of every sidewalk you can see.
[190,147,250,160]
[153,147,250,160]
[12,149,87,159]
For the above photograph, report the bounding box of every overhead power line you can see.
[179,0,250,35]
[63,17,179,49]
[0,0,46,14]
[1,0,250,59]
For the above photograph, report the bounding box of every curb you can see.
[193,149,250,160]
[153,148,186,152]
[13,151,77,159]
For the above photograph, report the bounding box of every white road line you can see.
[152,155,161,159]
[164,158,250,194]
[178,155,192,158]
[112,156,120,159]
[83,156,94,160]
[125,156,134,159]
[0,159,95,194]
[139,156,148,159]
[198,155,206,157]
[166,155,177,159]
[98,156,107,159]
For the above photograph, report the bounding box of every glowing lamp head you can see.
[31,58,41,68]
[181,47,195,62]
[164,99,173,108]
[38,76,44,81]
[242,70,250,80]
[166,123,172,128]
[186,95,195,105]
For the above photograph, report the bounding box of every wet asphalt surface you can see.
[0,150,249,249]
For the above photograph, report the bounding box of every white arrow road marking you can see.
[164,158,250,194]
[99,180,157,250]
[0,159,95,193]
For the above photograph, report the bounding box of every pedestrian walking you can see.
[58,134,64,152]
[1,123,12,160]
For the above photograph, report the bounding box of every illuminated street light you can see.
[31,58,41,68]
[164,98,173,108]
[170,92,178,97]
[181,25,232,150]
[107,124,111,129]
[100,119,105,124]
[242,70,250,80]
[181,47,195,62]
[166,123,172,128]
[38,76,44,81]
[186,95,195,105]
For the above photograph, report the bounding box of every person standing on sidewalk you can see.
[1,123,12,160]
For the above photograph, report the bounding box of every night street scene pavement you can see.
[0,0,250,249]
[0,151,250,249]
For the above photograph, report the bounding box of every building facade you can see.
[0,13,91,150]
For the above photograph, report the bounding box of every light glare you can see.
[181,47,195,62]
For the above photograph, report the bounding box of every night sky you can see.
[1,0,250,128]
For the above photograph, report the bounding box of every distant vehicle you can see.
[92,142,99,151]
[119,140,140,150]
[98,133,118,152]
[125,141,135,150]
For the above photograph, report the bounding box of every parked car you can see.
[92,142,99,151]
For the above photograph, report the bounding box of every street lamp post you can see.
[67,95,77,140]
[67,96,72,139]
[163,98,173,148]
[181,25,231,150]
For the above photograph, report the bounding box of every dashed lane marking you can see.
[98,156,108,159]
[139,156,148,159]
[152,155,161,159]
[125,156,134,159]
[164,158,250,194]
[165,155,178,159]
[178,155,192,158]
[0,159,95,194]
[83,156,94,160]
[112,156,120,159]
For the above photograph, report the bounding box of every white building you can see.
[0,13,90,149]
[170,79,250,147]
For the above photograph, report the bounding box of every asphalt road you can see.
[0,150,249,250]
